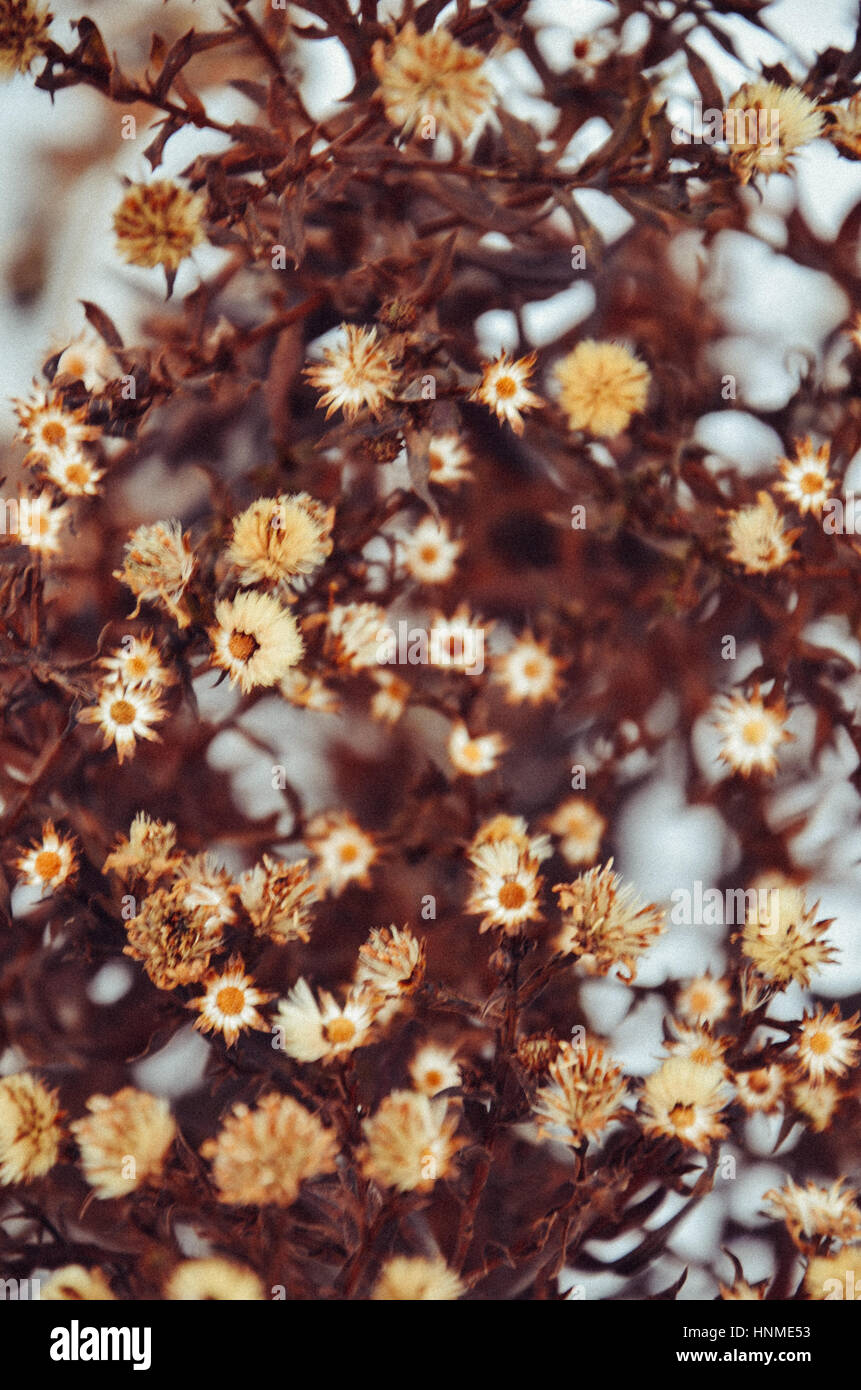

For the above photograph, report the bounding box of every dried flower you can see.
[55,333,116,391]
[470,351,543,435]
[273,978,380,1062]
[763,1177,861,1249]
[17,489,71,554]
[465,837,543,934]
[209,589,304,693]
[533,1038,628,1146]
[115,520,196,629]
[239,854,317,943]
[409,1043,462,1097]
[492,634,564,705]
[428,434,472,488]
[13,819,78,894]
[792,1078,842,1133]
[360,1090,463,1193]
[639,1057,732,1152]
[735,1065,785,1114]
[0,1073,63,1184]
[123,881,225,989]
[99,632,175,690]
[77,681,166,764]
[325,601,388,670]
[354,924,426,999]
[794,1004,860,1084]
[165,1259,265,1301]
[103,812,179,883]
[545,797,606,867]
[775,438,833,516]
[70,1087,176,1199]
[676,972,732,1027]
[712,689,792,777]
[737,875,836,989]
[400,516,462,585]
[0,0,51,77]
[304,324,398,420]
[371,1256,464,1301]
[726,492,797,573]
[371,21,493,143]
[41,1266,116,1300]
[190,957,273,1047]
[201,1093,338,1206]
[113,179,207,272]
[553,861,665,982]
[448,720,507,776]
[805,1246,861,1300]
[554,340,650,437]
[228,493,335,587]
[726,80,824,182]
[305,811,379,897]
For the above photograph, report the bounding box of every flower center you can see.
[419,545,439,564]
[742,718,767,745]
[688,989,712,1015]
[228,630,258,662]
[748,1071,770,1093]
[669,1103,696,1130]
[42,421,67,446]
[338,842,359,863]
[522,658,543,680]
[807,1029,832,1055]
[127,655,149,677]
[325,1016,356,1044]
[424,1069,442,1090]
[34,849,62,880]
[65,462,89,487]
[499,880,527,910]
[690,1046,714,1066]
[110,699,137,726]
[215,985,246,1016]
[495,375,517,399]
[801,471,823,494]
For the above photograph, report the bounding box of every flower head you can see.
[165,1259,264,1301]
[13,819,78,894]
[123,881,225,989]
[726,80,824,183]
[792,1077,842,1133]
[795,1004,860,1084]
[274,978,381,1063]
[209,589,304,693]
[448,721,507,776]
[103,811,179,884]
[55,333,117,392]
[555,339,650,437]
[78,681,166,764]
[190,957,273,1047]
[533,1038,628,1147]
[726,492,797,573]
[354,924,426,999]
[465,837,543,934]
[0,0,51,76]
[825,93,861,158]
[493,634,564,705]
[70,1087,176,1199]
[201,1092,338,1206]
[13,387,99,465]
[115,520,196,628]
[738,875,836,989]
[712,689,792,777]
[676,972,732,1027]
[470,351,543,435]
[735,1065,785,1114]
[553,861,665,982]
[763,1178,861,1250]
[409,1043,462,1097]
[371,1256,464,1301]
[0,1073,63,1184]
[304,324,398,421]
[360,1090,464,1192]
[545,797,606,867]
[228,493,334,587]
[399,516,462,585]
[805,1246,861,1300]
[325,601,388,671]
[99,632,175,690]
[16,490,71,554]
[239,854,318,943]
[305,811,379,897]
[775,438,833,517]
[371,21,493,143]
[639,1057,732,1152]
[428,434,472,488]
[113,179,207,272]
[41,1266,116,1300]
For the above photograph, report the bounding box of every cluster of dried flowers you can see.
[1,0,860,1302]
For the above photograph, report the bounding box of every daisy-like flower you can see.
[470,351,543,435]
[13,819,78,894]
[428,434,472,488]
[190,957,273,1047]
[370,669,411,724]
[795,1004,860,1084]
[738,875,836,989]
[663,1021,731,1072]
[492,633,564,705]
[545,797,607,867]
[78,681,166,764]
[805,1246,861,1300]
[553,861,665,983]
[17,489,71,555]
[554,339,650,437]
[429,606,488,674]
[113,179,207,274]
[468,813,553,863]
[325,601,388,671]
[175,852,238,932]
[305,810,379,897]
[70,1088,176,1199]
[639,1057,732,1153]
[13,387,99,461]
[0,0,52,76]
[764,1178,861,1249]
[792,1078,842,1133]
[40,447,103,498]
[465,838,543,934]
[359,1089,464,1193]
[354,925,426,1000]
[99,632,174,690]
[371,21,493,143]
[238,854,318,943]
[228,493,335,588]
[209,589,304,694]
[774,438,833,517]
[712,689,792,777]
[735,1064,785,1114]
[825,93,861,158]
[201,1092,339,1207]
[399,516,462,585]
[304,324,398,421]
[371,1256,465,1301]
[115,519,196,628]
[448,720,507,777]
[409,1043,462,1097]
[41,1266,116,1301]
[533,1037,628,1147]
[725,80,825,183]
[54,333,117,392]
[274,978,381,1063]
[676,972,732,1027]
[0,1073,63,1185]
[102,811,179,884]
[165,1259,264,1301]
[123,882,225,990]
[726,492,797,573]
